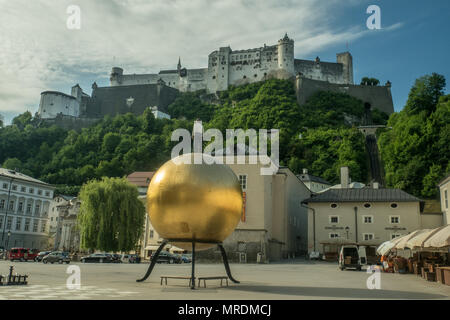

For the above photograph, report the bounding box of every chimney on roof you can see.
[302,168,308,174]
[340,166,349,189]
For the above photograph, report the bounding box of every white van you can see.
[338,245,368,271]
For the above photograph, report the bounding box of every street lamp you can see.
[4,230,11,260]
[345,226,350,240]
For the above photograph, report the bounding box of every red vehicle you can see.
[8,248,39,262]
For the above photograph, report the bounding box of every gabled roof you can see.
[438,174,450,187]
[127,172,155,188]
[0,168,53,188]
[302,188,421,203]
[297,173,331,185]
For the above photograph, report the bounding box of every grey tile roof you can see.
[0,168,53,187]
[303,188,421,203]
[297,173,331,185]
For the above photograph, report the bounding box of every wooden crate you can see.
[442,268,450,286]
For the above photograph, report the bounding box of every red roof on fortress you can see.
[127,172,155,187]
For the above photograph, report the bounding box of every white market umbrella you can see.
[377,236,405,256]
[395,229,430,250]
[423,225,450,248]
[405,226,445,250]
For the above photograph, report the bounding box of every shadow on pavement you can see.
[224,284,447,299]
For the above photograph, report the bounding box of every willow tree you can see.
[78,177,145,252]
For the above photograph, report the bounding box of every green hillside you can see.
[1,76,446,199]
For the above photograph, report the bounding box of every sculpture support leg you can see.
[191,241,196,290]
[218,244,240,283]
[136,240,168,282]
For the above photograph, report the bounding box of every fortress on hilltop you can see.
[36,34,394,130]
[110,33,354,92]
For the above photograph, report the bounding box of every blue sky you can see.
[0,0,449,124]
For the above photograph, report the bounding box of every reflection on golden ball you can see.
[147,154,243,251]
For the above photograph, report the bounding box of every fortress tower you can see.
[336,52,353,85]
[110,67,124,86]
[277,33,295,77]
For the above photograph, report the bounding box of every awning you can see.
[377,236,405,256]
[395,229,430,250]
[169,245,185,253]
[404,226,445,249]
[423,225,450,248]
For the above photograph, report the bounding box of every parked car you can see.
[151,251,182,264]
[8,248,39,262]
[338,245,366,271]
[110,254,122,263]
[80,253,113,263]
[35,251,52,262]
[181,254,192,263]
[42,251,71,264]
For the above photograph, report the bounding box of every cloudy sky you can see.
[0,0,449,124]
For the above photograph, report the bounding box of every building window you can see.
[330,203,338,209]
[38,190,42,196]
[33,219,39,233]
[35,204,40,215]
[0,216,3,229]
[149,230,154,238]
[45,191,50,197]
[12,185,17,191]
[390,203,398,209]
[40,222,46,233]
[445,190,448,209]
[21,186,26,192]
[363,216,373,224]
[0,200,5,210]
[2,183,7,189]
[329,216,339,224]
[363,233,374,241]
[6,217,12,230]
[16,218,22,231]
[26,204,32,214]
[239,175,247,191]
[24,218,30,232]
[329,233,340,239]
[391,233,401,240]
[390,216,400,224]
[18,202,23,212]
[363,203,371,209]
[29,188,34,194]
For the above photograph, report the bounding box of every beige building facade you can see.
[438,174,450,225]
[302,188,423,256]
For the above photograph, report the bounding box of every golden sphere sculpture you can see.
[147,153,243,251]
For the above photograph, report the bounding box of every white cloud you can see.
[0,0,402,123]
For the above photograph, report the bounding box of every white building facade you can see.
[0,168,54,250]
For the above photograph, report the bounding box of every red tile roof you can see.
[126,172,155,187]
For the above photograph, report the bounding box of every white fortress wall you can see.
[38,92,80,119]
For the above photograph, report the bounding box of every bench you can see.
[160,275,193,286]
[197,276,229,288]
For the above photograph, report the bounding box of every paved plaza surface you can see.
[0,259,449,300]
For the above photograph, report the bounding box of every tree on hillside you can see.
[404,73,446,115]
[378,74,449,198]
[361,77,380,86]
[12,111,33,129]
[78,177,146,252]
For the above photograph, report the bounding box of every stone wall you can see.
[295,76,394,115]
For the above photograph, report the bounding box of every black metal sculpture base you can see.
[137,240,239,289]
